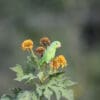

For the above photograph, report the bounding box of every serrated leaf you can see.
[47,76,74,100]
[47,79,62,100]
[10,64,23,74]
[54,79,76,89]
[48,74,76,89]
[26,56,36,73]
[43,87,53,100]
[61,89,74,100]
[31,92,38,100]
[63,80,77,87]
[36,86,43,97]
[0,95,12,100]
[15,73,37,83]
[22,73,36,80]
[16,91,32,100]
[10,64,37,82]
[48,85,74,100]
[27,55,39,68]
[11,88,22,95]
[10,64,24,81]
[37,72,44,82]
[49,86,61,100]
[24,73,37,83]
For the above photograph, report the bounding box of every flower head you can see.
[50,55,67,70]
[57,55,67,68]
[40,37,51,47]
[35,46,45,56]
[21,39,33,51]
[50,59,60,70]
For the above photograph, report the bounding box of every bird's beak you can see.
[58,44,61,48]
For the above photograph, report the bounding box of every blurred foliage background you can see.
[0,0,100,100]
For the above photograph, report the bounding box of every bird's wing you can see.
[39,46,56,66]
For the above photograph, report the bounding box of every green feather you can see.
[39,41,61,66]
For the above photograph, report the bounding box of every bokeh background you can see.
[0,0,100,100]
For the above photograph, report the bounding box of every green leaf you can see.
[43,87,53,100]
[49,86,61,100]
[16,91,32,100]
[37,72,44,82]
[15,73,37,83]
[22,73,37,80]
[10,64,23,74]
[48,73,76,89]
[17,91,39,100]
[11,88,22,95]
[10,64,37,82]
[26,56,36,71]
[0,95,12,100]
[10,64,24,81]
[60,89,74,100]
[53,79,76,89]
[46,75,75,100]
[48,85,74,100]
[63,80,77,87]
[27,55,39,68]
[36,85,44,97]
[31,92,38,100]
[24,73,37,83]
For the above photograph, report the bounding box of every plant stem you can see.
[30,49,40,68]
[30,49,36,58]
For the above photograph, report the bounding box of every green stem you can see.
[30,49,40,68]
[30,49,36,58]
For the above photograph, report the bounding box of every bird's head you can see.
[52,41,61,48]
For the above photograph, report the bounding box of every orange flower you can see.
[57,55,67,68]
[50,55,67,70]
[21,39,33,51]
[40,37,51,47]
[50,59,60,70]
[35,46,45,56]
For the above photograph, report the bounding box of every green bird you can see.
[39,41,61,66]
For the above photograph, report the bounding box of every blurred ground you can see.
[0,0,100,100]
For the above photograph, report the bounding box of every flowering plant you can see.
[1,37,76,100]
